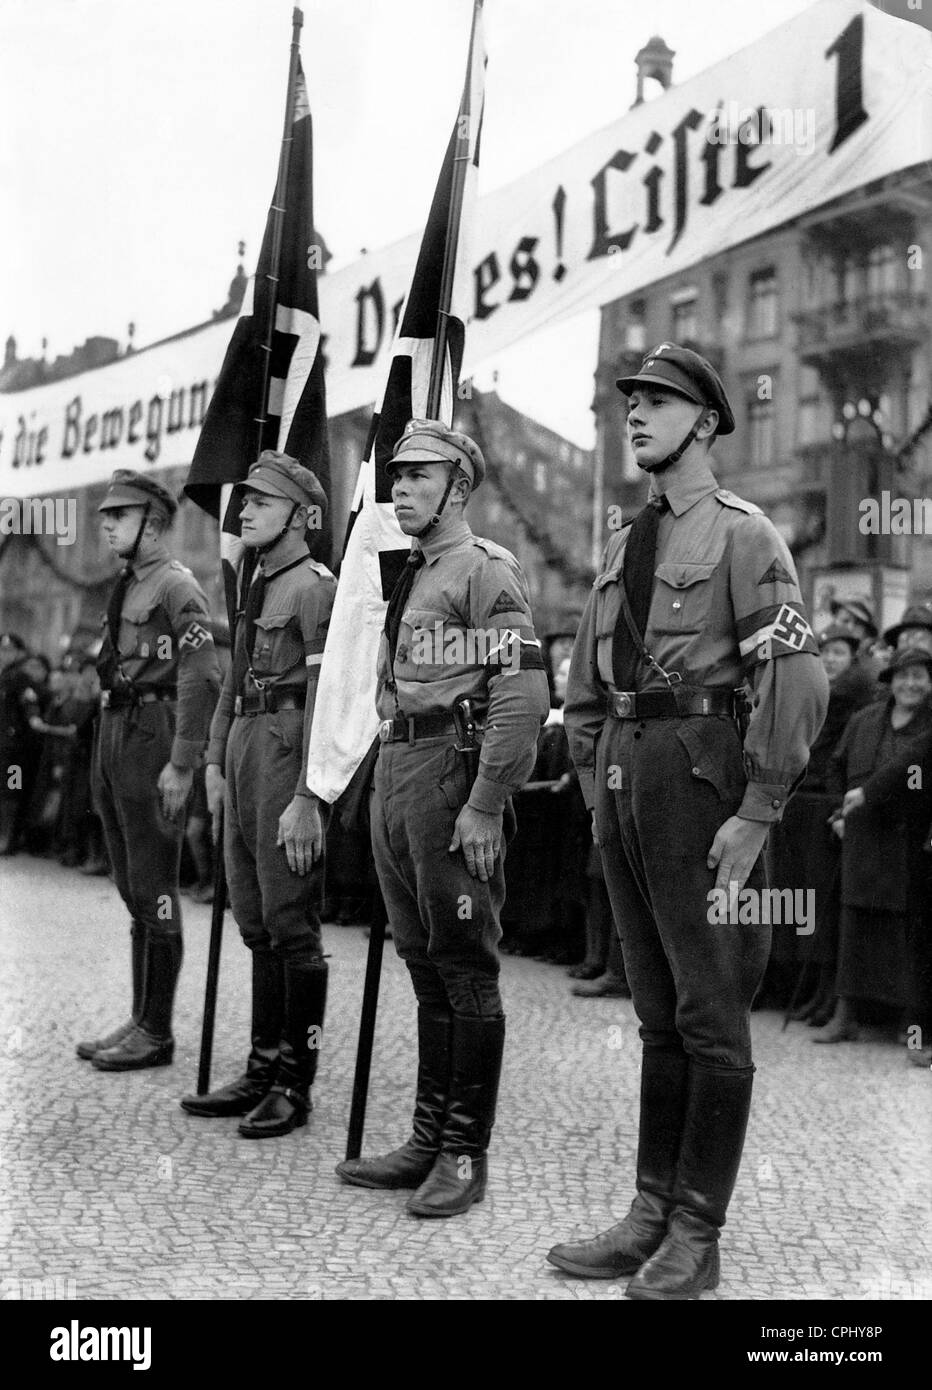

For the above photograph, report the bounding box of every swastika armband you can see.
[179,621,212,651]
[482,630,546,671]
[737,602,818,671]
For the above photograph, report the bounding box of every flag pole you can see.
[255,6,305,456]
[426,0,483,418]
[195,9,304,1095]
[344,0,484,1160]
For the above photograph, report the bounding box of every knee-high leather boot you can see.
[547,1045,689,1277]
[93,934,182,1071]
[335,1007,454,1189]
[180,946,284,1117]
[76,921,147,1060]
[406,1013,505,1218]
[239,959,327,1138]
[626,1061,754,1300]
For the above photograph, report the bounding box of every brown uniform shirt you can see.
[565,460,829,822]
[207,554,336,799]
[375,517,551,816]
[99,543,221,769]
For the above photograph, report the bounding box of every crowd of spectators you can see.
[3,597,931,1067]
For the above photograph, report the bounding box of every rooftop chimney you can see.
[633,35,675,107]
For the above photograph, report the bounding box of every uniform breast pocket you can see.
[252,613,303,676]
[401,607,454,679]
[120,605,162,659]
[652,561,718,634]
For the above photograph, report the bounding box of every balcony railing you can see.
[794,290,928,357]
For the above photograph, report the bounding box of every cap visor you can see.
[97,491,148,511]
[615,372,703,405]
[233,478,290,499]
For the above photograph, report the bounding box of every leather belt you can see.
[234,688,306,717]
[378,712,461,744]
[100,687,174,711]
[607,686,736,720]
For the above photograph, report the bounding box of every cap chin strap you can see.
[256,502,300,554]
[122,502,151,569]
[414,467,458,539]
[652,411,708,470]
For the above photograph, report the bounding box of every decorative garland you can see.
[0,531,112,594]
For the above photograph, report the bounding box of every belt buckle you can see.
[378,718,393,744]
[101,690,111,709]
[234,695,243,717]
[615,691,633,718]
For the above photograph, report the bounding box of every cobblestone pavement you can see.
[0,857,929,1303]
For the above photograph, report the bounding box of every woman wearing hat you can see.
[765,625,876,1023]
[816,647,932,1043]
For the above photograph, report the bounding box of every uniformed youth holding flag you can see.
[336,420,550,1216]
[181,453,335,1139]
[549,345,828,1298]
[77,471,221,1071]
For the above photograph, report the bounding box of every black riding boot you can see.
[92,934,182,1071]
[77,921,147,1060]
[239,960,327,1138]
[547,1044,689,1276]
[180,946,284,1117]
[335,1007,454,1189]
[407,1013,505,1218]
[626,1061,754,1300]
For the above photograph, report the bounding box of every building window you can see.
[747,268,778,339]
[797,365,830,447]
[625,298,647,352]
[670,288,697,343]
[867,244,897,299]
[836,255,862,307]
[748,398,776,467]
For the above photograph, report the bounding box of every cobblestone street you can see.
[1,857,929,1303]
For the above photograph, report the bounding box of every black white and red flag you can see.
[183,57,329,627]
[306,2,486,805]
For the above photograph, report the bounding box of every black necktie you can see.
[611,493,670,690]
[104,566,133,661]
[232,566,268,695]
[384,549,426,669]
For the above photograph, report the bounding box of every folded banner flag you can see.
[183,58,330,627]
[306,4,486,806]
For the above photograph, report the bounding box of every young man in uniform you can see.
[336,419,550,1216]
[548,345,828,1298]
[78,471,221,1071]
[180,451,335,1139]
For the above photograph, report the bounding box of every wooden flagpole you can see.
[195,9,305,1095]
[426,0,483,419]
[344,0,484,1158]
[255,6,305,456]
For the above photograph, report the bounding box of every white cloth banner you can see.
[2,0,930,500]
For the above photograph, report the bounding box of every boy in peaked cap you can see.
[78,470,221,1071]
[335,419,550,1215]
[180,451,336,1139]
[550,344,828,1297]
